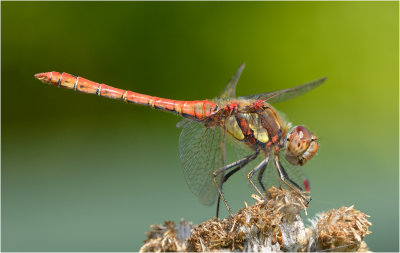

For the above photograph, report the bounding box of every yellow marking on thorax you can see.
[254,130,269,143]
[225,116,245,140]
[246,113,270,143]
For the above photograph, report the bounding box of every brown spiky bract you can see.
[139,220,192,252]
[188,187,309,252]
[140,187,372,252]
[313,206,372,252]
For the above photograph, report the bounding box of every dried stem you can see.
[140,187,371,252]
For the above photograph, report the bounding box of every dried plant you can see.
[140,187,371,252]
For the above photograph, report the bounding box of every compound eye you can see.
[294,126,312,141]
[286,126,314,157]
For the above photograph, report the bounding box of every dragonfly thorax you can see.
[217,100,284,146]
[284,126,318,166]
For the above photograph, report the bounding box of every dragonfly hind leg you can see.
[257,161,268,194]
[213,150,259,217]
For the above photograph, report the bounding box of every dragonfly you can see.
[34,64,326,217]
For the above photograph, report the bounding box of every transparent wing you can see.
[177,119,225,205]
[219,63,245,99]
[174,63,245,205]
[239,77,327,104]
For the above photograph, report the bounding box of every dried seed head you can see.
[313,206,372,252]
[141,187,371,252]
[140,219,192,252]
[188,187,309,252]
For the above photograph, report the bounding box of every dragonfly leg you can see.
[213,150,260,218]
[216,195,222,219]
[216,157,248,218]
[247,157,269,203]
[274,155,311,205]
[216,171,226,219]
[216,127,227,221]
[257,162,268,194]
[216,152,257,217]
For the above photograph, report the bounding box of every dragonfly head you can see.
[284,126,318,166]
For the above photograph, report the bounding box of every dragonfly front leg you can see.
[274,155,311,205]
[213,150,259,218]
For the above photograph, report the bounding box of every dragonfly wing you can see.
[176,118,190,128]
[239,77,327,104]
[219,63,246,99]
[178,119,225,205]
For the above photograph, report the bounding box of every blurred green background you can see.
[2,2,398,252]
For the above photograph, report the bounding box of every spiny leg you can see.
[216,172,225,218]
[216,194,221,219]
[247,157,270,202]
[257,161,268,194]
[213,150,259,217]
[216,166,235,218]
[274,155,310,204]
[223,159,251,183]
[216,128,227,219]
[216,153,254,217]
[278,160,304,191]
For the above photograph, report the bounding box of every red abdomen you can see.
[35,71,218,120]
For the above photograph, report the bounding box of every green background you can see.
[2,2,398,251]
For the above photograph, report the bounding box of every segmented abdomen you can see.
[35,71,217,120]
